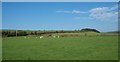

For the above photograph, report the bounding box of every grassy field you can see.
[0,37,2,61]
[2,35,118,60]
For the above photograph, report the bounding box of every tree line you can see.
[2,28,100,37]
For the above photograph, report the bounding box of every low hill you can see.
[80,28,100,33]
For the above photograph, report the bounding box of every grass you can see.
[2,35,118,60]
[0,37,2,61]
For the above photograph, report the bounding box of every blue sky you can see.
[2,2,118,32]
[2,0,119,2]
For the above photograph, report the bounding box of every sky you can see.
[2,2,118,32]
[0,2,1,29]
[2,0,119,2]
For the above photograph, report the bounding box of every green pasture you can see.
[2,35,118,60]
[0,37,2,61]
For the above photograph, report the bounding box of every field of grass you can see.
[2,35,118,60]
[0,37,2,61]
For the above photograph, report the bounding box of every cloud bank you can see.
[56,5,118,21]
[89,5,118,21]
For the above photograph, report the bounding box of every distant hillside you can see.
[80,28,100,33]
[107,31,120,33]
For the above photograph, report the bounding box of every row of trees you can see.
[2,28,100,37]
[2,30,80,37]
[2,30,28,37]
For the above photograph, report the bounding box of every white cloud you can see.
[110,5,118,11]
[89,5,118,21]
[89,5,117,13]
[90,12,118,21]
[56,10,87,14]
[56,5,118,21]
[56,10,71,13]
[72,10,87,14]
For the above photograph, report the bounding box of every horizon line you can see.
[1,28,119,32]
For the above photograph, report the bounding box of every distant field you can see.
[2,34,118,60]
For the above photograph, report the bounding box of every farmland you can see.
[2,32,118,60]
[2,2,119,61]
